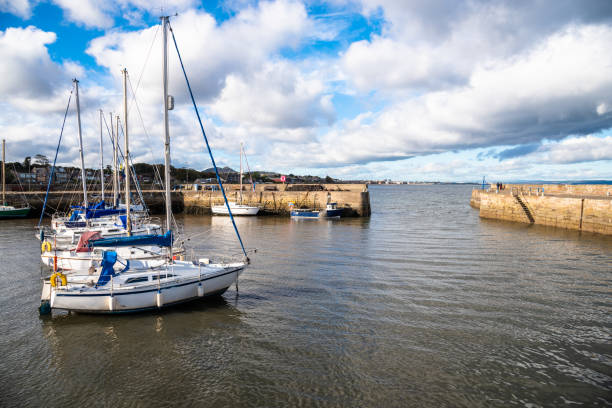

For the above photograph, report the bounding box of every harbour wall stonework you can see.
[183,184,371,217]
[471,185,612,235]
[10,184,371,218]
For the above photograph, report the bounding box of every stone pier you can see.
[470,184,612,235]
[183,184,371,217]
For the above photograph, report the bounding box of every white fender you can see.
[156,290,164,308]
[197,283,204,297]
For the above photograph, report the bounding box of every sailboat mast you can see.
[99,109,105,202]
[162,16,172,236]
[111,113,118,207]
[239,142,243,204]
[2,139,5,206]
[116,115,121,205]
[122,68,131,236]
[73,79,88,210]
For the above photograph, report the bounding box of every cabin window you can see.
[152,274,175,280]
[125,276,149,284]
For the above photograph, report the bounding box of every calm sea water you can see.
[0,185,610,407]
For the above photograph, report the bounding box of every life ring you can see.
[50,272,67,287]
[41,241,52,253]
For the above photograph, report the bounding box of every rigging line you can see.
[39,85,74,227]
[242,145,255,189]
[9,163,30,205]
[116,118,154,216]
[128,22,161,116]
[123,75,180,232]
[126,74,166,192]
[169,23,248,259]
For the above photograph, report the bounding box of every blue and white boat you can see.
[290,202,342,219]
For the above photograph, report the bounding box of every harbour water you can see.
[0,185,610,407]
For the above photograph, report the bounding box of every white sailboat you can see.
[39,16,248,314]
[212,142,260,215]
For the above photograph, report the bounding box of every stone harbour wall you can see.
[183,187,371,217]
[472,185,612,235]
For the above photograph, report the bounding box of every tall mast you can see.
[111,113,118,207]
[2,139,5,206]
[239,142,243,204]
[122,68,131,236]
[73,79,88,209]
[116,115,121,205]
[162,16,172,235]
[99,109,105,202]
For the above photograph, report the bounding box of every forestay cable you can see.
[39,86,74,227]
[169,23,248,260]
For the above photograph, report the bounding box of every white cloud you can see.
[49,0,198,29]
[294,24,612,168]
[0,0,35,18]
[211,60,334,129]
[52,0,114,29]
[542,135,612,164]
[343,0,612,93]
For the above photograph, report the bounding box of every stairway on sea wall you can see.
[470,185,612,235]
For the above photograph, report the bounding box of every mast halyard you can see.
[122,68,132,236]
[99,109,105,202]
[162,15,173,260]
[239,142,243,205]
[111,113,118,207]
[116,115,121,206]
[73,79,88,212]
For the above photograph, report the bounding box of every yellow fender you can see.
[41,241,52,253]
[50,272,67,287]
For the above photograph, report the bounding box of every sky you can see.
[1,0,612,182]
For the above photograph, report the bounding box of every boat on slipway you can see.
[212,143,259,216]
[40,16,251,314]
[1,139,31,219]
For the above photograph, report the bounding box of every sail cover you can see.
[75,231,103,252]
[96,251,117,286]
[89,230,173,248]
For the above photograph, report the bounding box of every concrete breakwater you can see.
[471,184,612,235]
[7,184,371,217]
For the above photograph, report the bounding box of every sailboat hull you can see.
[0,206,30,219]
[45,265,243,313]
[212,204,259,215]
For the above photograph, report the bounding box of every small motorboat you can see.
[290,202,342,219]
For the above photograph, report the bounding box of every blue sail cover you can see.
[70,201,127,220]
[96,251,117,286]
[89,230,173,248]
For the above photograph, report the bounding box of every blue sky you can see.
[1,0,611,182]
